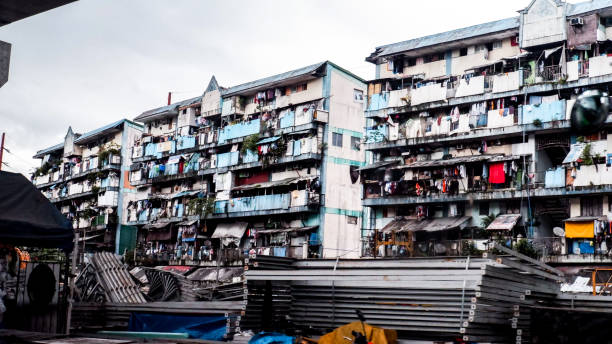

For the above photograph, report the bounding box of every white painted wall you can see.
[492,71,521,93]
[411,84,447,106]
[321,69,366,259]
[455,76,485,98]
[521,0,566,48]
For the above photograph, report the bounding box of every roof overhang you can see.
[0,0,77,27]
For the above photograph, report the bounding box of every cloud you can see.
[0,0,525,175]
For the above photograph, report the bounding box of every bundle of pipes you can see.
[243,248,563,343]
[91,252,147,303]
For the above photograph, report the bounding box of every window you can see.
[296,83,307,92]
[479,202,490,216]
[332,132,343,147]
[581,197,603,217]
[351,136,361,150]
[602,17,612,27]
[459,48,468,56]
[475,44,485,53]
[347,216,358,225]
[423,54,433,64]
[492,41,503,49]
[485,43,493,51]
[167,118,173,130]
[406,58,416,67]
[353,89,364,102]
[437,52,446,61]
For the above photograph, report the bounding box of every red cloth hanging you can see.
[489,163,506,184]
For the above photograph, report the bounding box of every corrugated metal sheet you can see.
[212,222,248,239]
[74,119,125,144]
[33,143,64,158]
[134,96,201,122]
[567,0,612,16]
[382,216,471,233]
[487,214,521,230]
[357,159,399,172]
[367,17,519,61]
[256,226,317,234]
[223,62,327,96]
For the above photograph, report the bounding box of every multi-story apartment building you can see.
[125,61,366,264]
[360,0,612,262]
[32,119,143,254]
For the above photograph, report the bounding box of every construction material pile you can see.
[75,252,146,303]
[242,246,562,343]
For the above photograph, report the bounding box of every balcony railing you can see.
[537,65,562,82]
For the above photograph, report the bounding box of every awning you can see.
[381,216,471,233]
[257,136,280,145]
[565,219,595,239]
[563,142,608,164]
[167,155,182,164]
[143,222,170,230]
[380,218,414,233]
[357,160,399,172]
[173,190,201,199]
[232,176,314,191]
[78,234,104,242]
[414,216,471,233]
[564,216,605,222]
[397,155,495,169]
[487,214,521,230]
[465,60,502,72]
[178,219,198,226]
[256,226,318,234]
[211,222,248,239]
[544,46,563,58]
[501,52,532,61]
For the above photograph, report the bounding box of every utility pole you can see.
[0,132,5,171]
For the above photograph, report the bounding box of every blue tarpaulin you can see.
[129,313,227,341]
[249,332,294,344]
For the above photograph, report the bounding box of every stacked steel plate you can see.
[243,248,562,343]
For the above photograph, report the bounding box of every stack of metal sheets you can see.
[243,250,562,343]
[91,252,147,303]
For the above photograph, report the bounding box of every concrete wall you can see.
[147,116,177,136]
[521,0,566,48]
[321,68,366,259]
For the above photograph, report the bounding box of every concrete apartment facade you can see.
[360,0,612,263]
[123,61,366,265]
[32,120,143,253]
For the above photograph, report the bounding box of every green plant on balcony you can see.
[187,197,216,218]
[480,213,498,228]
[241,134,260,154]
[515,238,538,259]
[86,173,97,184]
[34,162,52,177]
[79,208,98,220]
[91,186,100,194]
[532,119,543,127]
[98,143,121,168]
[580,143,594,166]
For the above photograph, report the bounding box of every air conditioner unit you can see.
[17,262,61,307]
[570,17,584,26]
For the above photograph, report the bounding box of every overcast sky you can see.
[0,0,573,175]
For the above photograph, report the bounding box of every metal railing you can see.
[537,65,562,82]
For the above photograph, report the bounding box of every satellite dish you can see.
[570,89,609,135]
[553,227,565,237]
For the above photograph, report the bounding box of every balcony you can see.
[212,191,320,218]
[491,71,521,93]
[588,55,612,78]
[411,83,447,106]
[520,99,566,125]
[218,118,260,144]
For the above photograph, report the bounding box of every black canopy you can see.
[0,171,74,251]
